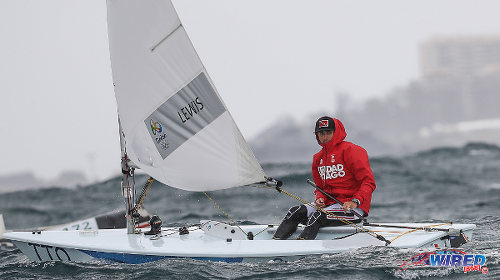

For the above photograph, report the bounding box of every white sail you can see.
[106,0,266,191]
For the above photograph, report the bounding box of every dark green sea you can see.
[1,143,499,279]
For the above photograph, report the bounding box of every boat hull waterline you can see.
[4,221,476,264]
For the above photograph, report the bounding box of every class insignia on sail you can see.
[108,0,266,192]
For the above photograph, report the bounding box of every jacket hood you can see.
[316,117,347,148]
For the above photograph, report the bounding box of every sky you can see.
[1,0,499,182]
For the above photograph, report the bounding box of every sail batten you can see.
[151,24,183,52]
[107,0,266,191]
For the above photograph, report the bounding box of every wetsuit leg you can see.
[297,210,325,240]
[298,211,362,240]
[273,205,308,240]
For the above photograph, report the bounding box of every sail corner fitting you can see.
[264,177,283,192]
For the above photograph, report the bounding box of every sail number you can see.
[28,243,71,261]
[61,221,91,231]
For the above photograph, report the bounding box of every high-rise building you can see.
[420,36,500,77]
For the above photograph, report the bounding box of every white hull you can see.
[4,221,476,264]
[0,209,151,249]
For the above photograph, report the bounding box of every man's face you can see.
[316,130,334,144]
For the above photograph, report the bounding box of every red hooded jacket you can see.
[312,118,376,215]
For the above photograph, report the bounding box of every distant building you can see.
[250,35,500,160]
[420,36,500,77]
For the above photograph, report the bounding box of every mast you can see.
[118,118,136,234]
[121,154,136,234]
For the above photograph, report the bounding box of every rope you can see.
[277,188,371,232]
[389,223,452,243]
[203,192,248,236]
[133,177,154,214]
[267,185,391,245]
[253,225,273,237]
[149,224,201,240]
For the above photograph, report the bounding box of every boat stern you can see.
[448,224,476,248]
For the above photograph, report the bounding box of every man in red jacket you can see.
[273,116,376,240]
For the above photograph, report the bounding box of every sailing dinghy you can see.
[4,0,475,264]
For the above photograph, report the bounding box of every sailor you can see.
[273,116,376,240]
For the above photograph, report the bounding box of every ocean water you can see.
[1,142,499,279]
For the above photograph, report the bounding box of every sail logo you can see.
[150,120,163,135]
[318,164,345,180]
[157,134,169,150]
[145,72,226,159]
[150,119,168,150]
[399,249,488,274]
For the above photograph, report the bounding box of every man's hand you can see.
[342,201,358,213]
[315,197,326,208]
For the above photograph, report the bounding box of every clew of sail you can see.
[107,0,266,191]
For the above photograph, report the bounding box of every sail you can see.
[106,0,266,191]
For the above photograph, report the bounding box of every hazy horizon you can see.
[1,0,500,181]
